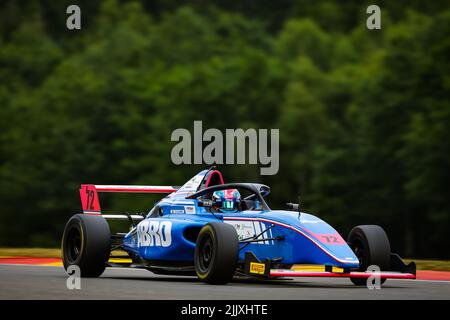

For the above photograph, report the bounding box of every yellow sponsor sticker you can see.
[250,262,266,275]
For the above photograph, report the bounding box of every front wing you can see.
[269,269,415,280]
[244,252,416,280]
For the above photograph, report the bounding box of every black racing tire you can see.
[347,225,391,286]
[194,222,239,284]
[62,214,111,278]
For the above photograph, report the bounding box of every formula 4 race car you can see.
[62,168,416,285]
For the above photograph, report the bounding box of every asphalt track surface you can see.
[0,265,449,300]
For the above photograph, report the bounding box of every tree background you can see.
[0,0,449,258]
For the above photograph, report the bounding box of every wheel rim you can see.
[65,226,82,263]
[197,233,214,274]
[352,240,367,270]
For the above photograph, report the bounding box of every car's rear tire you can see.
[62,214,111,278]
[347,225,391,286]
[194,222,239,284]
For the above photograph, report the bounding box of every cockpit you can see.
[148,169,270,218]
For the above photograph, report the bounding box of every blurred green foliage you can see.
[0,0,449,258]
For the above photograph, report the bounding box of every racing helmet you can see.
[212,189,241,212]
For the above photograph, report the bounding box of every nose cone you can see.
[271,211,360,268]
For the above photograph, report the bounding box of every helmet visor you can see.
[222,200,234,210]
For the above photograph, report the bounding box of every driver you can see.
[212,189,241,213]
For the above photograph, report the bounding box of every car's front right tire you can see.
[347,225,391,286]
[62,214,111,278]
[194,222,239,284]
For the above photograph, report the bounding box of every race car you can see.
[62,167,416,285]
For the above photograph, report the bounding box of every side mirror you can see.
[286,203,299,211]
[198,199,213,208]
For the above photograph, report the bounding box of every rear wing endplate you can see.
[80,184,177,215]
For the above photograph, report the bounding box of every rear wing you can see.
[80,184,178,218]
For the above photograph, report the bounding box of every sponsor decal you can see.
[226,221,255,240]
[185,205,196,214]
[170,209,185,214]
[137,220,172,247]
[250,262,266,275]
[225,220,273,245]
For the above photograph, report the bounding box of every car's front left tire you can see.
[62,214,111,278]
[194,222,239,284]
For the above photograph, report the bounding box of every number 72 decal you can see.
[316,233,346,245]
[79,185,101,213]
